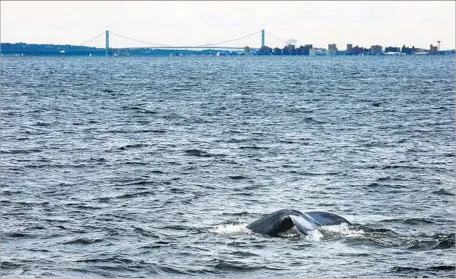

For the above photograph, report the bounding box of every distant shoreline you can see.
[1,42,455,57]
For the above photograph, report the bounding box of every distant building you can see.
[346,44,353,55]
[309,48,317,56]
[414,48,429,55]
[309,48,326,56]
[385,46,401,53]
[287,44,296,55]
[296,45,304,55]
[401,45,411,55]
[401,45,417,55]
[273,47,282,55]
[296,44,313,55]
[370,45,382,55]
[244,46,251,56]
[257,46,272,55]
[353,45,368,55]
[280,44,296,55]
[328,44,337,51]
[304,44,313,54]
[327,44,337,55]
[430,44,438,55]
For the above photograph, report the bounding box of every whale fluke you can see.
[304,211,351,226]
[247,209,350,236]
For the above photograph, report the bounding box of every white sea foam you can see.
[305,228,324,241]
[210,222,365,240]
[318,223,365,237]
[210,223,250,235]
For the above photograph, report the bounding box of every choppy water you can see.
[1,56,455,278]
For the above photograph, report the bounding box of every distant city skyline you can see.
[1,1,455,49]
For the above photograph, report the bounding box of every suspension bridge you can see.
[79,29,291,56]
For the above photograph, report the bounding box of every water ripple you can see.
[0,56,454,278]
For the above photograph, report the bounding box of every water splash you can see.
[305,229,324,241]
[210,222,364,242]
[210,223,250,235]
[319,223,365,238]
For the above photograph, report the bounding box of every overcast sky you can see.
[1,1,455,49]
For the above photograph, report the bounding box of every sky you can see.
[1,1,455,50]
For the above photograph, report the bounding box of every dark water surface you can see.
[1,56,455,278]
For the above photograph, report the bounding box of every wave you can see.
[289,171,340,176]
[0,190,23,196]
[121,105,157,114]
[432,188,455,196]
[0,260,22,270]
[409,232,456,250]
[381,165,424,170]
[119,179,156,186]
[213,259,262,272]
[379,217,436,225]
[132,226,160,238]
[0,148,42,154]
[302,116,328,124]
[221,211,250,216]
[4,232,35,238]
[346,225,455,251]
[239,145,269,150]
[228,175,249,180]
[114,191,155,199]
[391,265,455,273]
[110,129,166,134]
[124,161,148,166]
[184,149,227,158]
[118,143,149,150]
[404,236,455,251]
[159,225,191,231]
[159,264,218,275]
[62,237,104,245]
[159,266,191,275]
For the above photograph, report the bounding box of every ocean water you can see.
[0,56,455,278]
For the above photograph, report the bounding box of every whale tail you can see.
[289,214,316,234]
[304,211,351,226]
[247,209,317,236]
[247,209,350,237]
[247,209,295,236]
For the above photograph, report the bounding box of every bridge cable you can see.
[109,31,174,47]
[110,30,261,48]
[78,32,106,46]
[191,31,261,47]
[265,31,288,43]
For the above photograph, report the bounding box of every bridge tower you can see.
[105,30,110,56]
[261,29,265,48]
